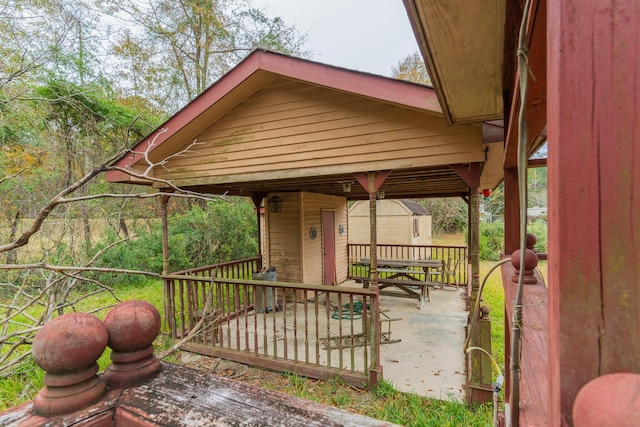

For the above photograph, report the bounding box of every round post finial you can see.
[32,313,108,416]
[573,373,640,426]
[526,233,538,252]
[102,300,161,388]
[510,248,539,284]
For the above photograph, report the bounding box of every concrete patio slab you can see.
[375,287,468,401]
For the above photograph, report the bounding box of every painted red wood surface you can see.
[547,0,640,425]
[501,262,549,426]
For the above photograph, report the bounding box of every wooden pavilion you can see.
[106,49,495,397]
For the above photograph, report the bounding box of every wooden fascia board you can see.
[152,152,486,190]
[503,0,547,169]
[403,0,453,124]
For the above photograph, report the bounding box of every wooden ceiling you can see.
[403,0,506,126]
[164,165,471,201]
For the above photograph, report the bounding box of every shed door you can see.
[322,210,336,286]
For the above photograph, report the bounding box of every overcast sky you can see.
[251,0,419,77]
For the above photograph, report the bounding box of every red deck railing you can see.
[500,256,549,426]
[163,243,467,388]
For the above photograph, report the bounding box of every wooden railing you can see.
[348,243,468,286]
[172,256,262,278]
[162,259,378,388]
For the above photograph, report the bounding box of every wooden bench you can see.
[378,268,426,275]
[362,277,437,308]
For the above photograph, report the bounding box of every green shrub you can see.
[94,198,258,285]
[527,219,547,253]
[478,217,547,261]
[479,220,505,261]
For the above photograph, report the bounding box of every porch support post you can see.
[251,193,266,271]
[548,1,640,424]
[160,191,172,336]
[451,163,492,404]
[160,192,171,275]
[354,170,390,388]
[503,167,521,254]
[468,187,492,404]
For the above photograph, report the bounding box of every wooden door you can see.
[322,210,336,286]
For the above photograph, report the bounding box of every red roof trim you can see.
[108,50,441,177]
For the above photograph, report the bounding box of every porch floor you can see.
[341,282,468,401]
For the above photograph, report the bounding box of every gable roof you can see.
[107,50,443,183]
[107,50,500,199]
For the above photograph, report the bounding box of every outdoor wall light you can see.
[342,181,352,193]
[267,195,284,213]
[377,190,385,199]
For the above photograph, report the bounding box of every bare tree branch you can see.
[0,152,123,253]
[0,129,227,256]
[0,126,229,376]
[0,168,28,185]
[55,190,225,204]
[0,264,159,276]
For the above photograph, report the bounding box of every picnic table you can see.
[353,258,443,308]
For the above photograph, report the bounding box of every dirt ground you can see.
[173,349,301,389]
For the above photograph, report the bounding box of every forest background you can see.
[0,0,546,413]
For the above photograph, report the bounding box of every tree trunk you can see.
[6,210,21,264]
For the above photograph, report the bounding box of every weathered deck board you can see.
[117,363,399,427]
[2,363,399,427]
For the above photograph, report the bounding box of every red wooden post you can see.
[548,1,640,425]
[503,168,520,254]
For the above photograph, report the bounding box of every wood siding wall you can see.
[154,78,483,184]
[300,192,349,286]
[266,193,301,282]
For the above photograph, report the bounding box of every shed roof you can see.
[107,50,503,198]
[398,199,430,215]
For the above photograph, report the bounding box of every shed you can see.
[348,199,432,246]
